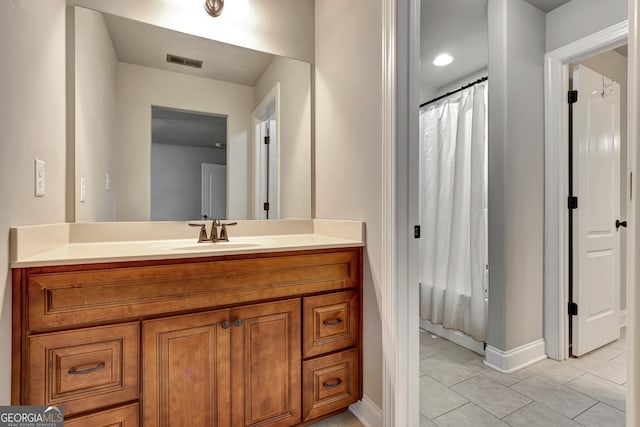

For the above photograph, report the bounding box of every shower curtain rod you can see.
[420,76,488,108]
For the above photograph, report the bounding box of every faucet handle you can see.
[188,223,208,243]
[209,219,221,241]
[219,222,238,241]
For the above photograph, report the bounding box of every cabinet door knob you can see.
[322,378,343,388]
[221,320,230,329]
[234,319,243,327]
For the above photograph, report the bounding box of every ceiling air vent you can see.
[166,54,203,69]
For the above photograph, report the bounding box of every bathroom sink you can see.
[170,241,263,251]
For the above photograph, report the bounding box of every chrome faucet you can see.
[188,220,237,242]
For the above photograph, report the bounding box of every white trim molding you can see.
[621,310,628,328]
[543,20,628,362]
[628,1,639,426]
[381,0,398,425]
[484,339,547,373]
[350,395,383,427]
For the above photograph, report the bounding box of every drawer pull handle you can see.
[68,362,105,375]
[234,319,243,327]
[323,318,343,326]
[323,378,343,388]
[221,320,230,329]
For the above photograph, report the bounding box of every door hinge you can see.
[414,225,421,239]
[568,196,578,210]
[568,90,578,104]
[264,136,270,145]
[263,202,270,211]
[568,302,578,316]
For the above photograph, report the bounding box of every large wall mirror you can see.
[70,6,311,222]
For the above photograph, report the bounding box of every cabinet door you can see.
[231,299,301,427]
[143,309,231,427]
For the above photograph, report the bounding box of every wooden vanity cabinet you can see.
[12,247,362,426]
[143,300,301,427]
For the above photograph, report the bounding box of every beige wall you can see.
[315,0,383,407]
[74,7,118,222]
[0,0,67,403]
[580,50,629,313]
[487,0,546,351]
[116,63,255,220]
[70,0,315,63]
[255,57,312,219]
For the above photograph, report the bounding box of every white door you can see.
[572,65,621,356]
[201,163,227,220]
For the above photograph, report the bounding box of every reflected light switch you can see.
[80,177,86,202]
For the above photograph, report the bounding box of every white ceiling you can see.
[524,0,574,12]
[420,0,574,103]
[103,13,274,86]
[420,0,488,94]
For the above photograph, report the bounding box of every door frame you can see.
[252,83,280,219]
[543,20,628,361]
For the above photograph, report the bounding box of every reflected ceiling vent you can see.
[166,54,203,69]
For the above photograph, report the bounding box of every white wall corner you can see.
[484,339,547,373]
[350,395,383,427]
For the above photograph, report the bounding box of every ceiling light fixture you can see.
[204,0,224,17]
[433,53,454,67]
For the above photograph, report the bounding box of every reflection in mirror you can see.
[71,6,311,222]
[150,107,227,221]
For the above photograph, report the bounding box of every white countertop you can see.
[10,220,365,268]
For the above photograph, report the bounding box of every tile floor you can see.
[312,328,626,427]
[420,328,627,426]
[310,411,364,426]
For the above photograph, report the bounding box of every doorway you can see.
[568,54,628,357]
[543,21,630,363]
[150,106,228,221]
[252,83,280,220]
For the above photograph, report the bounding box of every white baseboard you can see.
[621,310,627,328]
[484,339,547,373]
[350,394,382,427]
[419,319,485,355]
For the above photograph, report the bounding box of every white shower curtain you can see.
[419,81,488,342]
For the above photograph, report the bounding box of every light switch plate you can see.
[34,159,45,197]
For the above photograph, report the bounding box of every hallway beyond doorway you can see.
[420,328,626,426]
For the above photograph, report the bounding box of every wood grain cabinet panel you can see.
[142,309,231,427]
[231,299,301,427]
[27,323,139,417]
[302,349,359,421]
[26,250,359,331]
[303,291,358,358]
[64,403,139,427]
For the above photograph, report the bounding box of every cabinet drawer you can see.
[26,249,360,330]
[28,323,139,417]
[303,291,358,357]
[64,403,139,427]
[302,349,359,421]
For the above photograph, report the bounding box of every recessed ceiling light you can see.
[433,53,454,67]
